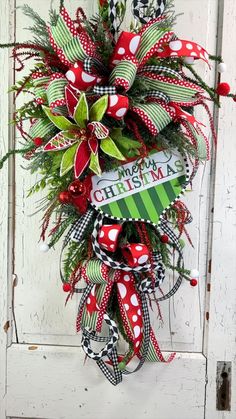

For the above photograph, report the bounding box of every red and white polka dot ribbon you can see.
[98,224,123,252]
[157,39,210,66]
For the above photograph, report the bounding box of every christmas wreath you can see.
[0,0,233,385]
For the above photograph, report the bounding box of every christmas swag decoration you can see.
[0,0,232,385]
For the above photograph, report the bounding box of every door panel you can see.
[2,0,235,418]
[7,345,206,419]
[13,0,217,352]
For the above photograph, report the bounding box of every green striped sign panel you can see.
[91,150,189,224]
[91,151,188,224]
[100,175,185,224]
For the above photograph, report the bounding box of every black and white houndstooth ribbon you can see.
[84,57,109,76]
[109,0,118,39]
[132,0,167,24]
[81,314,119,361]
[97,348,123,385]
[138,262,166,293]
[155,218,184,301]
[70,208,95,243]
[93,86,117,95]
[139,65,182,79]
[145,90,170,103]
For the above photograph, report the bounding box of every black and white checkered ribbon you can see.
[145,90,170,103]
[84,57,109,76]
[82,314,119,361]
[109,0,118,38]
[139,65,182,79]
[93,85,117,95]
[97,348,123,385]
[138,262,165,293]
[132,0,167,24]
[70,208,95,243]
[155,218,184,302]
[92,212,164,273]
[92,289,152,383]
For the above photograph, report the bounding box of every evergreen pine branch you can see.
[19,4,51,49]
[49,215,77,248]
[0,146,34,169]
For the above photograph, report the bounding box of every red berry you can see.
[58,191,72,204]
[190,279,198,287]
[33,137,44,147]
[63,283,72,292]
[216,82,230,96]
[68,180,86,197]
[233,96,236,102]
[160,234,169,244]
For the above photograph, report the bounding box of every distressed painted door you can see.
[0,1,235,418]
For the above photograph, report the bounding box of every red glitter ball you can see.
[68,180,86,197]
[58,191,72,204]
[190,279,198,287]
[33,137,44,147]
[216,82,230,96]
[160,234,169,244]
[63,283,72,292]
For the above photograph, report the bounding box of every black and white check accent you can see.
[84,57,109,76]
[92,212,165,273]
[97,348,123,385]
[155,219,184,302]
[109,0,118,38]
[70,208,95,243]
[139,65,182,79]
[81,314,119,361]
[132,0,166,24]
[145,90,170,103]
[93,86,117,95]
[138,262,165,293]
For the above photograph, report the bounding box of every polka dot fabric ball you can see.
[122,243,150,267]
[98,224,123,252]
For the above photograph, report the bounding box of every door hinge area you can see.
[216,361,231,411]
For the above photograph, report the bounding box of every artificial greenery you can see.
[0,0,228,290]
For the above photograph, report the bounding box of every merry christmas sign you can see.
[91,150,189,224]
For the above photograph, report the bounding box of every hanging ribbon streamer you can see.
[132,0,167,24]
[109,0,118,39]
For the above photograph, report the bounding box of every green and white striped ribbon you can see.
[132,102,173,135]
[32,74,50,104]
[110,58,138,91]
[29,118,57,140]
[50,16,87,63]
[137,20,173,65]
[140,75,202,103]
[47,76,67,109]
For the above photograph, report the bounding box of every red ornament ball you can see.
[68,180,86,197]
[33,137,44,147]
[216,82,230,96]
[160,234,169,244]
[190,279,198,287]
[58,191,72,204]
[63,283,72,292]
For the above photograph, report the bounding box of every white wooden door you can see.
[0,1,235,418]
